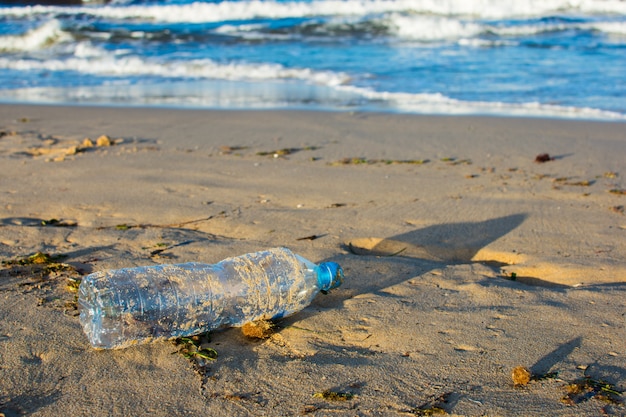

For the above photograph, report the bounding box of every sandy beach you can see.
[1,104,624,416]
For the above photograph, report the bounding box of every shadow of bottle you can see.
[316,213,527,306]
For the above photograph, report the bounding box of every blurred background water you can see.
[1,0,625,119]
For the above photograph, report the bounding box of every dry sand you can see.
[0,104,624,416]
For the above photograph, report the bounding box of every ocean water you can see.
[1,0,626,119]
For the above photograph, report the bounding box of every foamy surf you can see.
[0,19,71,52]
[3,0,626,21]
[3,79,625,121]
[0,0,625,119]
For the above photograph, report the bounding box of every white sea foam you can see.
[592,21,626,35]
[0,46,351,85]
[73,42,110,58]
[1,1,624,49]
[457,38,518,47]
[366,14,626,42]
[386,14,483,41]
[2,0,625,23]
[336,85,626,120]
[3,80,624,120]
[3,15,622,52]
[0,19,71,52]
[486,20,626,37]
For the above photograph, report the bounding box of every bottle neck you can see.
[316,262,344,292]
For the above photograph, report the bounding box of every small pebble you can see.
[96,135,112,147]
[241,320,275,339]
[512,366,531,386]
[534,153,553,163]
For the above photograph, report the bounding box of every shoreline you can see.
[1,104,624,416]
[1,97,625,123]
[2,99,625,122]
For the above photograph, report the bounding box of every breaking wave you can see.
[2,0,626,23]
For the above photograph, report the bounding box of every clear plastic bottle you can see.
[78,247,343,349]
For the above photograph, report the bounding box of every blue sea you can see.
[1,0,626,119]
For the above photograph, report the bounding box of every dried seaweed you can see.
[330,157,370,165]
[0,129,17,138]
[219,145,249,154]
[447,158,472,166]
[256,146,319,157]
[313,390,354,401]
[3,252,58,266]
[412,392,453,416]
[1,252,82,313]
[561,377,623,406]
[40,218,77,227]
[2,252,75,276]
[66,277,82,293]
[1,253,81,294]
[173,334,218,361]
[566,180,594,186]
[100,216,214,231]
[296,234,325,241]
[330,157,429,166]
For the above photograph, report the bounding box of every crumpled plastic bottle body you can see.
[79,247,341,349]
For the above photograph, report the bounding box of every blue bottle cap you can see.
[317,262,344,292]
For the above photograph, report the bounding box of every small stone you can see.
[96,135,112,147]
[82,138,94,148]
[241,319,275,339]
[534,153,553,163]
[512,366,531,386]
